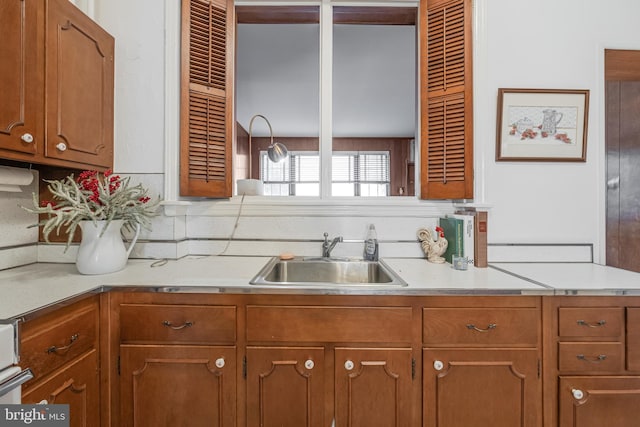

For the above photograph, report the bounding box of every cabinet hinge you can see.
[243,356,247,379]
[537,359,541,379]
[412,358,416,380]
[117,355,121,376]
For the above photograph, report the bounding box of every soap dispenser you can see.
[363,224,379,261]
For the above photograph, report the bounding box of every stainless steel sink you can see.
[250,257,407,287]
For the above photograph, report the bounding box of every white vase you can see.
[76,220,140,275]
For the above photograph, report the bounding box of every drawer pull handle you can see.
[344,360,354,371]
[466,323,497,332]
[215,358,225,369]
[162,320,194,330]
[577,354,607,363]
[305,359,315,370]
[433,360,445,371]
[577,319,606,328]
[47,333,79,354]
[572,389,584,400]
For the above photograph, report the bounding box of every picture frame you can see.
[495,88,589,162]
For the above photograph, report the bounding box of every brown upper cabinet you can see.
[0,0,115,170]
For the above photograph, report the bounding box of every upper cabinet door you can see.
[0,0,113,170]
[45,0,114,168]
[180,0,234,198]
[0,0,43,157]
[420,0,474,200]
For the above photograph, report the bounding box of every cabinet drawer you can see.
[558,342,624,372]
[246,306,413,343]
[21,298,98,385]
[558,307,623,338]
[423,308,538,346]
[120,304,236,344]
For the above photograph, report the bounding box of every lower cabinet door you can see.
[559,376,640,427]
[119,345,236,427]
[22,349,100,427]
[423,349,540,427]
[246,346,325,427]
[334,347,413,427]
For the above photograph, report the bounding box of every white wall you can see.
[94,0,165,176]
[476,0,640,263]
[85,0,640,263]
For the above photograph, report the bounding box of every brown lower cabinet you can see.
[245,346,413,427]
[22,350,100,427]
[20,295,100,427]
[422,297,542,427]
[119,345,236,427]
[25,291,640,426]
[558,376,640,427]
[423,349,540,427]
[543,296,640,427]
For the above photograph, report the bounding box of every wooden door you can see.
[559,376,640,427]
[605,49,640,272]
[45,0,114,168]
[0,0,42,158]
[334,347,413,427]
[22,350,100,427]
[423,349,540,427]
[119,345,236,427]
[246,346,325,427]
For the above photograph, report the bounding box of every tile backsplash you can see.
[0,168,39,269]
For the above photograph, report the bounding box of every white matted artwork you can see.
[496,88,589,162]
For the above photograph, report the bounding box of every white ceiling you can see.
[236,23,417,138]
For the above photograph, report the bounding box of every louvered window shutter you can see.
[420,0,473,200]
[180,0,233,197]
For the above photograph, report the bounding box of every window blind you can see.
[261,151,389,196]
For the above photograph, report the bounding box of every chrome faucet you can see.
[322,232,343,258]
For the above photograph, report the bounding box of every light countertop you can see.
[1,256,640,321]
[491,262,640,294]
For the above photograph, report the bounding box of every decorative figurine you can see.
[417,226,448,264]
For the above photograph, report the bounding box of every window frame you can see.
[169,0,477,205]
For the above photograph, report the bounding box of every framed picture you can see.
[496,88,589,161]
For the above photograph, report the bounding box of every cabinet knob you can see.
[215,358,225,369]
[571,388,584,400]
[433,360,444,371]
[21,133,34,143]
[56,142,67,152]
[304,359,315,370]
[344,360,354,371]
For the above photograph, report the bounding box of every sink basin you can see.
[250,257,407,287]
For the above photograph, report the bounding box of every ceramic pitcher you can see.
[541,109,563,134]
[76,220,140,275]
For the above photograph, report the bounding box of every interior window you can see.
[261,151,320,196]
[235,4,417,198]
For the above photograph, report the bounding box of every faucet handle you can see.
[323,232,329,242]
